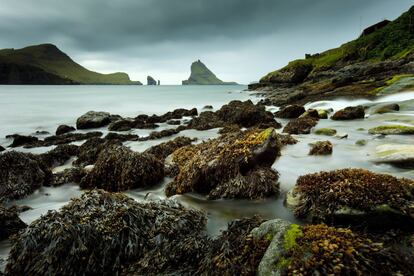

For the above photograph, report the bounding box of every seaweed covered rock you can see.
[314,128,337,136]
[274,105,305,119]
[51,167,86,187]
[80,145,164,191]
[331,105,365,120]
[287,169,414,227]
[5,190,206,276]
[0,205,26,240]
[0,151,52,201]
[55,125,75,136]
[76,111,120,129]
[283,117,318,134]
[144,136,193,160]
[39,144,79,167]
[73,137,122,167]
[165,128,281,199]
[309,141,333,155]
[187,111,224,130]
[368,125,414,135]
[104,132,139,142]
[273,224,414,275]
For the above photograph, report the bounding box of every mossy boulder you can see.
[287,168,414,227]
[0,205,26,240]
[274,105,305,119]
[314,128,337,136]
[317,109,329,119]
[80,145,164,192]
[309,141,333,155]
[5,190,206,275]
[282,117,318,134]
[0,151,52,201]
[299,109,319,119]
[331,105,365,120]
[165,128,281,199]
[368,125,414,135]
[356,139,367,146]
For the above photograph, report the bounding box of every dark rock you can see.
[73,138,122,167]
[5,189,206,276]
[274,104,305,118]
[104,132,139,142]
[144,136,193,160]
[0,151,52,201]
[373,103,400,114]
[80,145,164,192]
[299,109,320,119]
[76,111,120,129]
[55,125,75,135]
[166,119,181,125]
[283,117,318,134]
[218,124,241,134]
[262,62,313,84]
[277,133,299,146]
[203,105,213,110]
[0,205,26,240]
[161,108,198,121]
[8,135,38,148]
[147,75,157,85]
[39,144,79,168]
[165,128,281,199]
[43,131,103,147]
[34,131,49,135]
[187,111,224,130]
[331,105,365,120]
[108,119,133,131]
[141,129,180,141]
[0,145,4,152]
[51,167,86,187]
[309,141,333,155]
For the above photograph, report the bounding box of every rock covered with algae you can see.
[80,145,164,192]
[287,168,414,226]
[165,128,281,199]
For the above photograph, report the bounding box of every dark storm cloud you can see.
[0,0,413,83]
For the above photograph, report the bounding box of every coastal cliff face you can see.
[0,44,142,85]
[250,6,414,106]
[182,60,237,85]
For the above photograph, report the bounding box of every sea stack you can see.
[182,60,237,85]
[147,76,157,85]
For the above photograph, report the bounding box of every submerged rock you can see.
[274,104,305,118]
[0,205,26,240]
[5,190,206,276]
[80,145,164,192]
[0,151,52,201]
[331,105,365,120]
[51,167,86,187]
[314,128,337,136]
[309,141,333,155]
[287,168,414,227]
[368,125,414,135]
[55,125,76,136]
[8,134,38,148]
[144,136,193,160]
[372,144,414,168]
[76,111,120,129]
[165,128,281,199]
[373,103,400,114]
[282,117,318,134]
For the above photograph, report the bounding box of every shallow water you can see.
[1,86,414,267]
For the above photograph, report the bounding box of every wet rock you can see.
[76,111,120,129]
[55,125,75,136]
[0,145,4,152]
[26,131,104,148]
[372,144,414,168]
[368,125,414,135]
[309,141,333,155]
[277,133,298,146]
[73,137,122,167]
[218,124,241,134]
[282,117,318,134]
[0,205,26,240]
[0,151,52,201]
[80,145,164,192]
[104,132,139,142]
[317,109,329,119]
[271,223,414,275]
[166,119,181,125]
[331,105,365,120]
[5,189,206,276]
[39,144,79,167]
[288,168,414,227]
[299,109,319,119]
[356,139,367,146]
[203,105,213,110]
[274,104,305,118]
[161,108,198,121]
[187,111,224,130]
[141,128,180,141]
[34,131,49,135]
[373,103,400,114]
[8,134,38,148]
[144,136,193,160]
[108,119,133,131]
[51,167,86,187]
[314,128,337,136]
[165,128,281,199]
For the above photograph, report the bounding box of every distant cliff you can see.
[0,44,142,85]
[182,60,237,85]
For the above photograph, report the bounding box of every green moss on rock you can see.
[368,125,414,135]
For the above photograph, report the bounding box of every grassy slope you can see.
[183,60,237,85]
[261,6,414,82]
[0,44,141,85]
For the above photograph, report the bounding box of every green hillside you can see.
[182,60,237,85]
[0,44,141,85]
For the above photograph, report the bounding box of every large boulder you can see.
[274,105,305,119]
[287,168,414,227]
[80,145,164,192]
[55,125,75,136]
[0,151,52,201]
[165,128,281,199]
[331,105,365,120]
[282,117,318,134]
[76,111,120,129]
[0,205,26,240]
[372,144,414,168]
[5,190,206,276]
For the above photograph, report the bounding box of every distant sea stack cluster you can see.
[147,76,160,85]
[182,60,237,85]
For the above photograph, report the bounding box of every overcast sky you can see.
[0,0,412,84]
